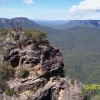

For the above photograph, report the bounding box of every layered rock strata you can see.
[0,30,83,100]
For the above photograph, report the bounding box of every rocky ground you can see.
[0,29,83,100]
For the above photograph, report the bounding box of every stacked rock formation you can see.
[0,29,83,100]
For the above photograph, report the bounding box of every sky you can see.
[0,0,100,20]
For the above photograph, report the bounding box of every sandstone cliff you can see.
[0,29,83,100]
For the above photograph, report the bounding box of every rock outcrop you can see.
[0,29,83,100]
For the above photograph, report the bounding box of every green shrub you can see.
[5,88,13,96]
[30,86,35,91]
[18,68,29,78]
[0,65,15,92]
[7,66,15,77]
[24,29,47,41]
[78,87,98,100]
[32,29,47,41]
[56,76,61,80]
[26,95,30,100]
[0,64,8,91]
[0,97,2,100]
[70,78,74,84]
[39,85,43,89]
[14,44,17,48]
[0,27,8,35]
[2,50,9,60]
[17,40,21,44]
[17,40,25,48]
[31,44,37,50]
[24,29,33,38]
[17,40,22,48]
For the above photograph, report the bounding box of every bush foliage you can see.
[5,88,14,96]
[24,29,47,41]
[17,68,29,78]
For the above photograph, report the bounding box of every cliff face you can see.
[0,29,83,100]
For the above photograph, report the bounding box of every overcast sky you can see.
[0,0,100,20]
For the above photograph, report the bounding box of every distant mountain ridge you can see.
[58,20,100,30]
[0,17,59,37]
[70,20,100,26]
[0,17,41,28]
[78,20,100,26]
[0,17,33,23]
[34,20,69,29]
[34,20,100,30]
[0,17,100,30]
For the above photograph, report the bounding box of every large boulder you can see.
[8,45,64,76]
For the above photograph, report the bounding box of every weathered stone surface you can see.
[0,53,4,64]
[30,78,83,100]
[1,30,83,100]
[7,43,64,76]
[19,31,27,43]
[2,37,16,51]
[3,78,83,100]
[31,82,56,100]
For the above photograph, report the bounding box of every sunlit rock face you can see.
[0,29,83,100]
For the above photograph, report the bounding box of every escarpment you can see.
[0,28,83,100]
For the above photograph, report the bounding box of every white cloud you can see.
[67,0,100,20]
[23,0,34,5]
[70,0,100,13]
